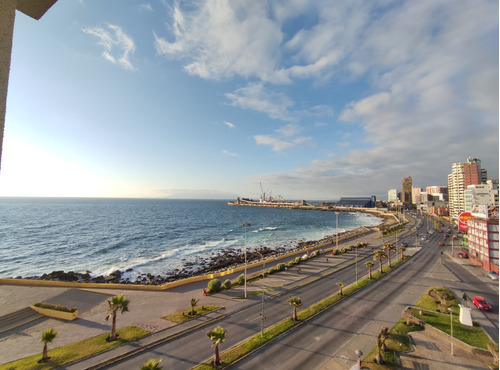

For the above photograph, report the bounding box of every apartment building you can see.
[448,157,484,220]
[468,218,499,273]
[401,176,412,205]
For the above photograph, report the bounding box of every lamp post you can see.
[241,222,251,298]
[256,251,266,337]
[448,307,454,355]
[335,211,340,250]
[355,244,358,286]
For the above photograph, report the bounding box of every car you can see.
[457,252,468,258]
[452,235,457,240]
[472,296,492,311]
[438,229,443,233]
[488,271,499,280]
[439,242,445,246]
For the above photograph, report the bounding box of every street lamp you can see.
[448,307,454,355]
[355,243,358,286]
[256,251,266,337]
[335,211,340,250]
[241,222,251,298]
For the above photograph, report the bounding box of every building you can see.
[465,184,498,214]
[387,189,398,202]
[1,0,59,170]
[412,187,422,204]
[468,218,499,273]
[426,186,448,201]
[401,176,412,205]
[448,157,484,221]
[335,196,376,208]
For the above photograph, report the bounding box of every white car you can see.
[488,271,499,281]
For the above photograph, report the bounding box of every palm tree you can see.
[140,359,163,370]
[384,243,396,267]
[105,294,130,341]
[190,298,199,315]
[336,282,344,296]
[365,261,374,279]
[40,328,58,363]
[375,326,390,364]
[206,326,226,366]
[398,246,406,260]
[288,296,302,321]
[373,249,387,274]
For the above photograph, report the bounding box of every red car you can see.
[473,296,491,311]
[457,252,468,258]
[439,242,444,246]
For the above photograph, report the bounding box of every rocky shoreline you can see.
[9,225,379,286]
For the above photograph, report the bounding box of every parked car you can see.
[452,235,457,240]
[438,229,443,233]
[488,271,499,280]
[472,296,492,311]
[457,252,468,258]
[439,242,445,246]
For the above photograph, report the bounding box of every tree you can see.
[375,326,390,364]
[398,246,406,260]
[140,359,163,370]
[384,243,396,267]
[373,249,387,274]
[40,328,58,363]
[190,298,200,315]
[288,296,302,321]
[206,326,226,366]
[365,261,374,279]
[105,294,130,341]
[336,281,344,296]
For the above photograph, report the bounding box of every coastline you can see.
[2,208,398,288]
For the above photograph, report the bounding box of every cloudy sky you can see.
[1,0,498,200]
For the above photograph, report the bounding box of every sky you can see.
[1,0,498,200]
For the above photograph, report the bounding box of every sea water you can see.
[0,198,380,280]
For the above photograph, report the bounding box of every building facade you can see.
[401,176,412,206]
[387,189,398,202]
[448,157,484,220]
[465,184,498,214]
[468,218,499,273]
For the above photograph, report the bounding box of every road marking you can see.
[428,275,459,282]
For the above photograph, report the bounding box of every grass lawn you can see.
[0,326,150,370]
[362,320,423,369]
[162,305,220,323]
[362,286,496,369]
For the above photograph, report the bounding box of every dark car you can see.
[473,296,492,311]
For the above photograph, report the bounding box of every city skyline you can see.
[0,1,498,200]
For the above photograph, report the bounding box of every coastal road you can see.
[230,228,447,369]
[99,221,426,369]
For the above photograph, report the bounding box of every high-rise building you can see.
[448,157,484,220]
[401,176,412,205]
[412,187,422,204]
[387,189,398,202]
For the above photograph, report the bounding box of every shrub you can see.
[33,302,76,313]
[286,261,294,267]
[223,279,232,290]
[207,279,222,292]
[276,263,285,271]
[332,249,339,255]
[267,268,275,275]
[348,245,354,251]
[341,247,348,254]
[236,274,246,285]
[294,257,301,264]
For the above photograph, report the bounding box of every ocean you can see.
[0,198,381,281]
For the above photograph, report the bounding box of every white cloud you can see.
[138,3,152,12]
[222,149,238,157]
[225,83,295,122]
[83,24,136,71]
[223,121,235,128]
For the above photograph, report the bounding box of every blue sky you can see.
[1,0,498,200]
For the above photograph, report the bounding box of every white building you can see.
[465,184,498,215]
[468,218,499,273]
[387,189,398,202]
